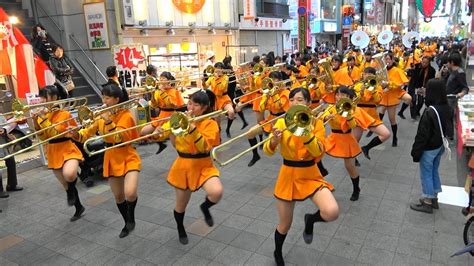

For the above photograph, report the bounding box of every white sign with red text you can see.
[243,0,256,20]
[239,16,292,31]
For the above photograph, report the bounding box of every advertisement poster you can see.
[113,44,146,88]
[83,2,110,50]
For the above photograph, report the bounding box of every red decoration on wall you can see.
[115,47,144,71]
[172,0,205,14]
[416,0,441,22]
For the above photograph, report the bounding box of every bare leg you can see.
[274,199,295,266]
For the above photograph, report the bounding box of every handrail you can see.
[69,58,103,97]
[69,34,108,82]
[33,0,63,33]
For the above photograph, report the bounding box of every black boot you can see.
[355,159,361,167]
[66,180,77,206]
[258,134,264,150]
[174,210,188,245]
[317,161,328,177]
[366,131,373,138]
[274,229,286,266]
[117,202,129,238]
[362,136,383,160]
[126,198,137,231]
[225,118,234,138]
[247,137,261,167]
[5,156,22,192]
[379,113,385,121]
[391,124,398,147]
[200,197,216,227]
[70,186,85,222]
[156,142,167,155]
[398,104,408,119]
[237,111,248,129]
[303,210,325,244]
[350,176,360,201]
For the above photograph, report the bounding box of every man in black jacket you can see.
[405,56,436,120]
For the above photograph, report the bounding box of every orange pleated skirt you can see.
[274,163,334,201]
[167,156,219,191]
[325,131,361,158]
[380,88,406,107]
[240,91,261,112]
[215,95,232,110]
[103,145,141,178]
[47,140,83,169]
[322,93,336,104]
[357,106,383,127]
[354,107,377,130]
[151,110,174,128]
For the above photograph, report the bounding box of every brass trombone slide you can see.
[83,109,228,156]
[233,77,294,105]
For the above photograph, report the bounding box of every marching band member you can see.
[353,67,391,158]
[204,62,236,138]
[379,53,412,147]
[75,84,141,238]
[246,71,290,167]
[235,62,264,132]
[263,88,339,266]
[153,90,223,245]
[223,56,248,129]
[295,57,309,78]
[281,64,301,90]
[33,85,85,221]
[360,51,377,70]
[321,55,354,105]
[347,56,362,82]
[140,71,184,154]
[323,86,362,201]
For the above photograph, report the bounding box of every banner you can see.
[83,2,110,49]
[113,44,146,88]
[298,0,311,51]
[243,0,256,20]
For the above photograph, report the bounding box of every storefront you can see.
[117,0,239,85]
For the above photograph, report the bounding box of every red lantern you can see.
[416,0,441,22]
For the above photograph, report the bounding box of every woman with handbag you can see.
[49,45,75,97]
[410,79,451,213]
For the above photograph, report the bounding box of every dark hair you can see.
[51,44,63,53]
[39,85,67,100]
[332,55,343,63]
[269,71,282,80]
[364,50,372,56]
[146,65,157,75]
[189,89,216,114]
[223,56,232,67]
[364,67,376,75]
[275,56,282,62]
[252,55,261,63]
[160,71,176,86]
[289,87,311,102]
[31,24,45,39]
[266,52,275,66]
[335,86,356,99]
[425,79,447,106]
[102,83,129,103]
[448,52,462,66]
[283,64,299,73]
[214,62,224,69]
[347,56,355,62]
[106,66,118,78]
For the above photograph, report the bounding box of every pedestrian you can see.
[410,79,451,213]
[31,24,54,62]
[49,45,75,97]
[0,117,24,198]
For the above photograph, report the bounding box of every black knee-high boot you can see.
[317,161,328,177]
[225,118,234,138]
[237,111,248,129]
[391,124,398,147]
[200,197,216,227]
[350,176,360,201]
[379,113,385,120]
[303,210,326,244]
[70,186,85,222]
[126,198,137,231]
[258,134,264,150]
[274,229,287,266]
[173,210,188,245]
[247,137,260,167]
[66,180,77,206]
[117,202,129,238]
[156,142,167,155]
[362,136,383,160]
[398,103,408,119]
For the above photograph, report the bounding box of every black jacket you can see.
[409,64,436,90]
[411,104,451,162]
[31,37,54,62]
[49,56,74,83]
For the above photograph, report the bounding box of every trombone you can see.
[82,109,228,156]
[233,77,293,106]
[77,98,144,127]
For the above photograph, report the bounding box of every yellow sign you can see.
[172,0,205,14]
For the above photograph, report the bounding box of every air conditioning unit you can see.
[122,0,135,26]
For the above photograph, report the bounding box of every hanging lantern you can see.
[416,0,441,23]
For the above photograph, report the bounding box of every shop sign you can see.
[172,0,206,14]
[243,0,256,20]
[298,0,311,50]
[83,2,110,50]
[113,43,145,71]
[239,16,292,31]
[323,22,337,32]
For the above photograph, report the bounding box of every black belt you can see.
[160,108,175,112]
[177,151,210,158]
[217,92,228,96]
[311,100,319,103]
[49,137,71,144]
[331,129,352,134]
[270,111,285,116]
[357,103,376,108]
[283,159,315,167]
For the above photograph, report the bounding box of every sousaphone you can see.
[402,31,421,48]
[377,30,393,45]
[350,30,370,49]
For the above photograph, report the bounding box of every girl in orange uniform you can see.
[141,72,184,154]
[264,88,339,266]
[34,86,85,221]
[322,56,354,104]
[379,53,412,147]
[281,64,301,90]
[246,71,290,167]
[153,90,223,245]
[75,84,141,238]
[323,86,362,201]
[204,62,235,138]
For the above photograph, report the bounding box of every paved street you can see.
[0,108,472,265]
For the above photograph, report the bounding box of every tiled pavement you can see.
[0,108,473,265]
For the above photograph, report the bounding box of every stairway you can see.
[1,0,102,105]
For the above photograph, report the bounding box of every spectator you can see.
[31,24,54,62]
[49,45,75,97]
[410,79,451,213]
[440,52,469,139]
[0,116,24,198]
